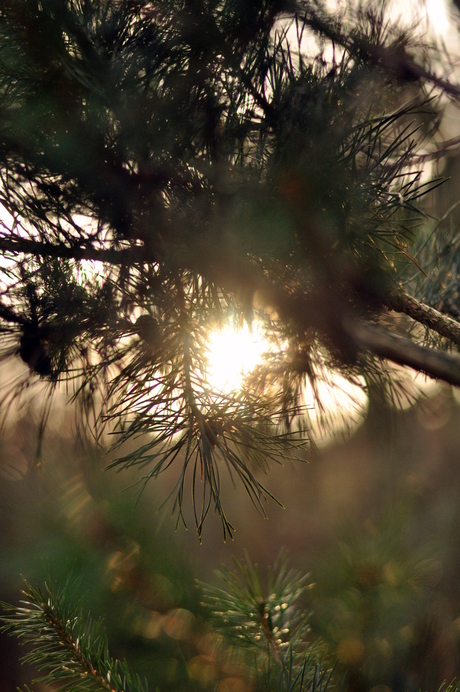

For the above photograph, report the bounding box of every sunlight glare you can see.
[206,322,268,393]
[425,0,450,35]
[303,371,368,445]
[206,322,369,443]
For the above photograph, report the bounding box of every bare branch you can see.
[347,318,460,388]
[0,236,142,265]
[387,290,460,347]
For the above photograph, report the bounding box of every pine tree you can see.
[0,0,460,537]
[0,556,335,692]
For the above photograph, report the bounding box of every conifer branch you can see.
[0,0,458,530]
[200,553,337,691]
[347,319,460,388]
[387,290,460,347]
[0,236,141,265]
[201,552,312,666]
[0,582,148,692]
[303,9,460,98]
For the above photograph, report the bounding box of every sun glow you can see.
[205,321,369,442]
[205,322,268,393]
[303,370,368,444]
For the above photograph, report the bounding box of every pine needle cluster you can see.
[0,580,147,692]
[0,1,459,533]
[1,559,331,692]
[200,552,315,673]
[4,560,459,692]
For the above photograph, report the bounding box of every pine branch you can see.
[387,290,460,347]
[303,8,460,98]
[200,551,336,691]
[0,236,141,265]
[346,319,460,388]
[280,657,336,692]
[200,551,313,667]
[0,0,458,532]
[0,581,148,692]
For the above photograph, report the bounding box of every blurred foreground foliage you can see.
[4,387,460,691]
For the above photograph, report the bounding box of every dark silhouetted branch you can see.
[0,236,142,265]
[347,318,460,387]
[387,290,460,347]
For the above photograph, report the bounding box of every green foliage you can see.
[0,580,148,692]
[202,551,311,652]
[1,556,333,692]
[2,4,460,687]
[4,555,458,692]
[4,378,460,692]
[309,508,444,691]
[0,431,210,692]
[201,552,316,680]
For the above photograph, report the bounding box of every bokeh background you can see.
[3,370,460,692]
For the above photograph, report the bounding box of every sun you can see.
[205,320,369,441]
[205,322,268,393]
